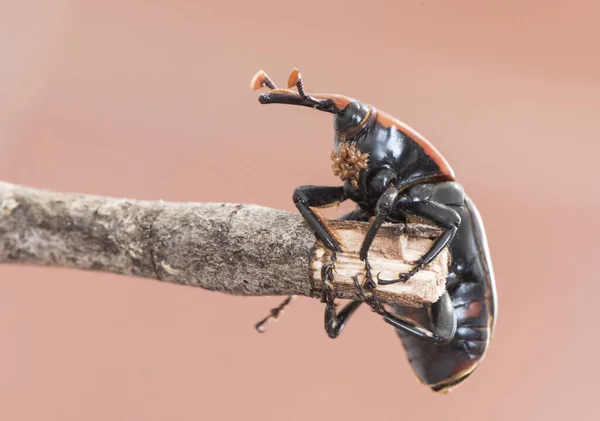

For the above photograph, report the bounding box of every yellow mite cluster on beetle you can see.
[330,142,370,189]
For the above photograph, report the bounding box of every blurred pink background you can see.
[1,1,599,420]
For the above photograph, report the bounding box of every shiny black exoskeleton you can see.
[251,69,497,393]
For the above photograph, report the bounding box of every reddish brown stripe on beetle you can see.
[375,110,455,179]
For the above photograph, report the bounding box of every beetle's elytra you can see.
[251,69,497,393]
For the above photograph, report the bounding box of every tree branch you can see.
[0,181,449,306]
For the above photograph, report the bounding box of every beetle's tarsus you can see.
[320,252,337,303]
[377,265,421,285]
[351,275,370,301]
[352,272,384,315]
[362,258,377,290]
[364,281,384,314]
[254,295,295,333]
[322,253,363,338]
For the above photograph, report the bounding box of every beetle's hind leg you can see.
[358,185,400,290]
[351,277,456,345]
[381,292,457,345]
[352,275,385,315]
[255,295,296,333]
[377,201,460,285]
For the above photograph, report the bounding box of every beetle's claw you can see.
[377,262,426,285]
[352,275,370,301]
[363,277,376,291]
[363,280,384,314]
[377,271,411,285]
[363,258,375,284]
[351,272,384,314]
[321,252,337,303]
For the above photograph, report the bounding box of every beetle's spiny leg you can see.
[292,185,346,252]
[352,275,377,304]
[321,253,338,333]
[362,277,385,315]
[352,272,385,315]
[376,263,424,285]
[351,275,370,301]
[255,295,295,333]
[320,251,337,303]
[380,201,458,286]
[362,258,376,290]
[322,251,363,338]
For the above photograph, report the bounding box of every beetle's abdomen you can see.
[393,298,492,392]
[391,193,495,393]
[454,325,489,356]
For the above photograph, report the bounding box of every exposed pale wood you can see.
[312,221,448,306]
[0,181,449,305]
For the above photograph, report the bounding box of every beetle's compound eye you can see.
[334,101,371,136]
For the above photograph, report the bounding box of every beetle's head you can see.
[252,69,373,189]
[251,69,372,140]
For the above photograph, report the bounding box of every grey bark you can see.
[0,181,447,302]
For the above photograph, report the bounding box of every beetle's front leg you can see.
[378,201,461,285]
[358,185,399,290]
[352,274,385,315]
[293,185,348,252]
[321,252,363,338]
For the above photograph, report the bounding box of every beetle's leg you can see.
[293,186,348,252]
[353,275,385,315]
[382,292,457,345]
[255,295,295,333]
[255,187,349,333]
[319,207,373,338]
[321,253,363,338]
[359,185,400,260]
[358,185,399,288]
[377,201,460,285]
[324,296,363,338]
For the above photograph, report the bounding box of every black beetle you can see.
[251,69,497,393]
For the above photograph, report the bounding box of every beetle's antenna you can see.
[255,69,342,114]
[287,68,328,107]
[255,295,296,333]
[251,70,277,90]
